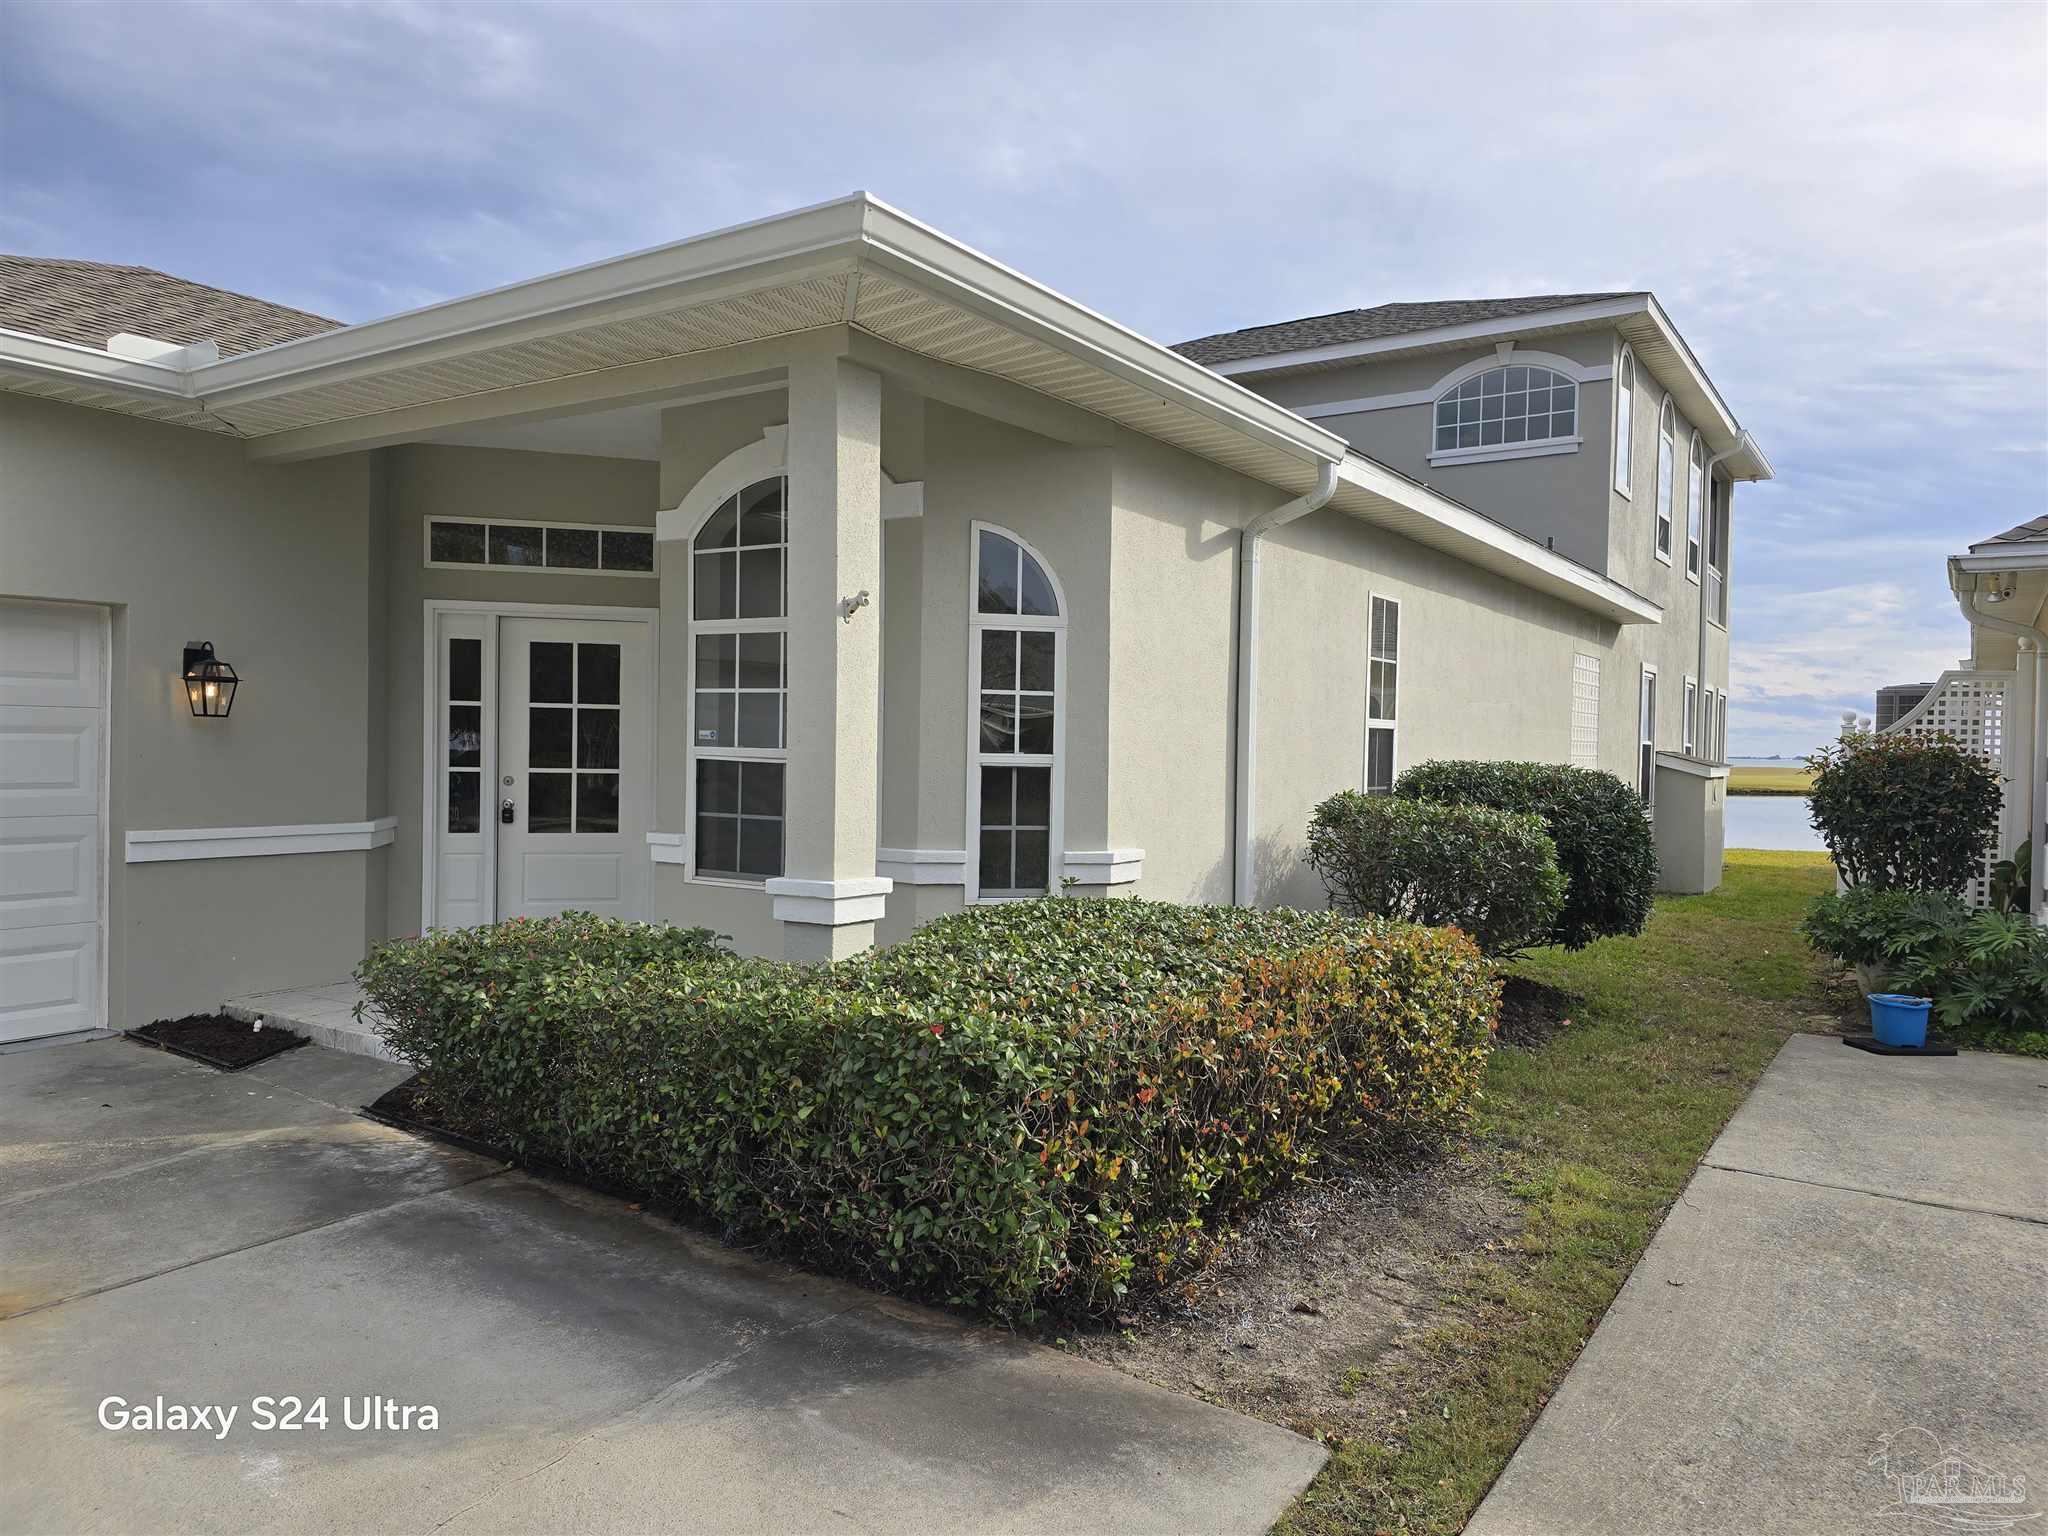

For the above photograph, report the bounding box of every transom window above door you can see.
[427,517,655,575]
[1433,365,1578,454]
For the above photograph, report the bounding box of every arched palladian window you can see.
[1613,346,1636,494]
[969,526,1063,900]
[1433,364,1577,454]
[1686,432,1706,580]
[689,475,788,882]
[1653,397,1676,563]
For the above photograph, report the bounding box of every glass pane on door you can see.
[526,640,623,835]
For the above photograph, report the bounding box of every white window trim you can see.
[1705,475,1730,630]
[1427,359,1582,466]
[424,515,658,578]
[1716,691,1729,763]
[964,522,1067,904]
[1638,663,1658,815]
[1364,593,1400,793]
[1612,344,1635,499]
[1427,437,1583,468]
[1682,675,1698,754]
[418,599,658,932]
[1685,431,1705,585]
[1652,394,1676,566]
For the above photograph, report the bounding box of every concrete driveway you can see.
[0,1038,1323,1535]
[1467,1033,2048,1536]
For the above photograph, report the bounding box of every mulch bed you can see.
[1495,975,1583,1049]
[126,1012,308,1072]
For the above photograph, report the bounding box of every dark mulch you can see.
[1495,975,1582,1049]
[127,1012,308,1072]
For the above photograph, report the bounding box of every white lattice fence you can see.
[1879,669,2016,906]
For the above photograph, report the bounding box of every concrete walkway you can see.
[1,1038,1324,1535]
[1467,1033,2047,1536]
[225,978,394,1061]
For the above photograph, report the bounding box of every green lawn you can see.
[1280,849,1837,1535]
[1727,763,1815,795]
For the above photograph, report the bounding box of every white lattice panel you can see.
[1571,653,1601,768]
[1881,669,2014,906]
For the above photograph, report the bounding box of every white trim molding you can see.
[1428,437,1582,468]
[877,847,967,884]
[647,831,687,866]
[657,425,788,543]
[1299,357,1611,423]
[127,816,397,863]
[764,875,893,926]
[1061,848,1144,886]
[1654,751,1729,781]
[882,479,924,520]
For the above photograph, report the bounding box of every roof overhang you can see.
[0,193,1662,626]
[1334,456,1662,625]
[1954,547,2048,575]
[1203,293,1772,482]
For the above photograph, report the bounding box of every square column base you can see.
[765,877,892,963]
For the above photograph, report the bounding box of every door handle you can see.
[500,798,516,825]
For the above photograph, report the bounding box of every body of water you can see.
[1725,790,1828,852]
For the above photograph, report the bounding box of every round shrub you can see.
[356,899,1499,1321]
[1805,731,2002,893]
[1395,760,1657,949]
[1305,788,1564,956]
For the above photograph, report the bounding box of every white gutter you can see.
[1234,458,1342,906]
[1950,561,2047,919]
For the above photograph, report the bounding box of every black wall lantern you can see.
[182,641,240,718]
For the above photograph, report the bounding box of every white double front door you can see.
[431,610,652,929]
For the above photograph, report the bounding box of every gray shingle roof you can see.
[0,253,342,357]
[1175,292,1643,368]
[1972,515,2048,550]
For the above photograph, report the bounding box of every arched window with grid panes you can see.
[1432,363,1578,455]
[968,525,1064,900]
[688,474,788,883]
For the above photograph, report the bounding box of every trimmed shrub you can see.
[1805,731,2002,893]
[1800,884,1964,995]
[1395,760,1657,949]
[1305,789,1564,956]
[357,899,1499,1320]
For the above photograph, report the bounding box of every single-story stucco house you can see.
[0,195,1770,1046]
[1885,516,2048,918]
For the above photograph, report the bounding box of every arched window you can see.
[1612,346,1636,495]
[1653,397,1676,563]
[1686,432,1706,580]
[689,474,788,881]
[1433,364,1577,454]
[969,525,1063,900]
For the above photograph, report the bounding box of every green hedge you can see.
[1395,760,1657,949]
[359,900,1498,1320]
[1806,731,2003,893]
[1305,789,1565,956]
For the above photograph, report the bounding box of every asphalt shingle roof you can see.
[1972,515,2048,550]
[1175,292,1643,368]
[0,253,343,357]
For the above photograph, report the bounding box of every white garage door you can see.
[0,601,105,1042]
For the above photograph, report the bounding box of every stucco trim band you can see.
[126,816,398,863]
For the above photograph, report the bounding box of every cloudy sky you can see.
[4,0,2043,755]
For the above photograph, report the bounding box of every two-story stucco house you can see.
[0,196,1770,1048]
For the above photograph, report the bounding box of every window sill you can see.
[1653,547,1674,567]
[1427,438,1580,468]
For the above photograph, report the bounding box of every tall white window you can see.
[1613,346,1635,495]
[1570,653,1601,769]
[1686,433,1706,581]
[971,526,1063,899]
[1716,692,1728,763]
[1706,476,1729,626]
[1683,676,1698,754]
[1654,397,1676,563]
[1432,365,1577,455]
[689,475,788,881]
[1638,665,1658,812]
[1366,596,1400,792]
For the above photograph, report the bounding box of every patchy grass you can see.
[1279,850,1837,1536]
[1727,763,1815,796]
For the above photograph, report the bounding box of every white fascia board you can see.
[0,327,196,399]
[855,198,1348,471]
[189,194,875,408]
[1206,297,1652,377]
[1955,548,2048,572]
[1336,455,1663,626]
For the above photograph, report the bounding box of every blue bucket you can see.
[1868,993,1932,1049]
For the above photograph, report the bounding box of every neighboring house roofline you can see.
[0,192,1661,626]
[1183,292,1771,482]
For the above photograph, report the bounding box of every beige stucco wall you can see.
[0,392,382,1023]
[377,442,661,940]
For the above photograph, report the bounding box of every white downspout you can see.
[1234,458,1341,906]
[1951,563,2048,919]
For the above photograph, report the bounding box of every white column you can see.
[768,353,889,961]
